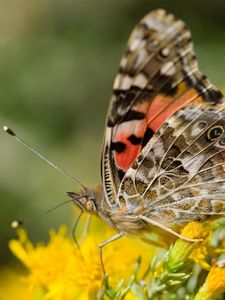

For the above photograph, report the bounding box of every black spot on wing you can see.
[128,134,142,145]
[117,168,125,181]
[108,86,154,127]
[142,127,154,147]
[107,109,145,127]
[107,119,115,127]
[193,75,224,104]
[203,89,224,104]
[111,141,126,153]
[113,86,142,109]
[182,69,196,87]
[154,73,178,96]
[123,110,145,123]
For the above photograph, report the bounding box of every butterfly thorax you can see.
[94,187,149,235]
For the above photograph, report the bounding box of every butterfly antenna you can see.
[11,196,87,229]
[3,126,87,191]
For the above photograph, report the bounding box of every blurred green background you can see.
[0,0,225,267]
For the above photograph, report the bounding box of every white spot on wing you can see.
[161,47,170,57]
[148,167,156,179]
[113,74,122,89]
[133,73,148,88]
[120,75,132,90]
[120,57,127,68]
[153,140,165,157]
[142,10,166,30]
[134,48,148,69]
[113,74,132,90]
[191,123,204,137]
[129,38,141,52]
[160,61,176,76]
[183,154,205,177]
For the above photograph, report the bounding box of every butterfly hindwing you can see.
[118,98,225,226]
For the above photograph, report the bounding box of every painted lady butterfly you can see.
[68,9,225,267]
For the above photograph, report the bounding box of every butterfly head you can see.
[67,189,98,214]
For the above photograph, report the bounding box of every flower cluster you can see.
[2,218,225,299]
[6,218,155,299]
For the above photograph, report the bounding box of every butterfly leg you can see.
[80,214,92,244]
[99,232,124,274]
[138,215,203,242]
[72,210,84,249]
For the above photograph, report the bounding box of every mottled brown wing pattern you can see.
[118,99,225,226]
[102,9,223,209]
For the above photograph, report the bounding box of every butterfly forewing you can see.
[101,9,225,231]
[102,9,192,206]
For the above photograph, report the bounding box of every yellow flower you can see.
[189,222,213,270]
[0,267,33,299]
[9,221,155,299]
[189,246,210,270]
[167,222,205,270]
[181,221,205,239]
[195,264,225,300]
[10,225,83,299]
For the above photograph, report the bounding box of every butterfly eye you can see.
[207,125,224,141]
[85,200,95,212]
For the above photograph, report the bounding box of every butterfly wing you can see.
[118,99,225,227]
[102,9,223,207]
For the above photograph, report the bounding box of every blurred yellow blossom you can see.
[195,264,225,300]
[0,267,32,299]
[6,218,225,299]
[8,222,155,300]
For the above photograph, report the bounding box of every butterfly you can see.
[68,9,225,267]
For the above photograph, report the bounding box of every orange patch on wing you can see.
[114,85,203,172]
[114,118,147,171]
[147,88,202,131]
[115,140,141,172]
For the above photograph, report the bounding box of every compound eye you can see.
[85,200,94,212]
